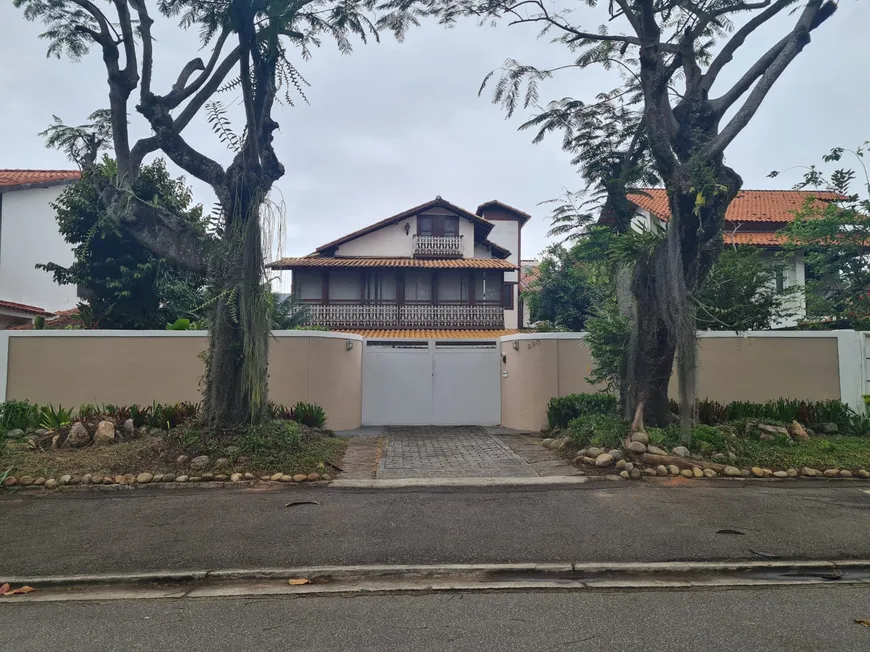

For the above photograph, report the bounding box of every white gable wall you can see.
[484,220,520,329]
[0,185,77,312]
[333,216,416,257]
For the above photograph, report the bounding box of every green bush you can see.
[0,400,41,433]
[566,414,628,450]
[547,393,618,429]
[291,402,327,429]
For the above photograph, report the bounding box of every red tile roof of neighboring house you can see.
[724,231,787,246]
[0,300,49,316]
[7,308,80,330]
[627,188,844,223]
[268,257,516,270]
[336,329,522,339]
[519,260,540,290]
[0,169,80,192]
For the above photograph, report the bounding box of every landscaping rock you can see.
[190,455,210,471]
[763,469,774,477]
[595,453,614,468]
[67,422,91,447]
[581,456,597,466]
[2,476,17,487]
[692,467,703,478]
[163,474,176,483]
[672,446,690,458]
[50,433,62,449]
[656,465,668,476]
[176,475,189,483]
[94,421,115,446]
[59,474,72,485]
[18,476,34,486]
[644,468,657,476]
[630,432,650,445]
[627,441,647,454]
[7,428,24,438]
[82,474,92,484]
[679,469,694,479]
[668,464,680,476]
[150,427,166,436]
[114,474,125,484]
[123,474,136,484]
[188,476,201,482]
[586,447,604,458]
[822,423,838,434]
[45,478,58,489]
[823,469,840,477]
[292,474,308,482]
[773,471,788,478]
[647,445,668,456]
[136,472,153,484]
[4,440,28,452]
[723,466,742,477]
[280,475,293,482]
[751,467,765,478]
[790,421,810,441]
[619,470,630,479]
[616,459,627,470]
[727,452,737,462]
[270,472,284,481]
[741,469,751,477]
[153,474,164,483]
[805,428,816,437]
[858,470,870,479]
[307,473,320,481]
[214,458,230,469]
[68,476,81,485]
[541,438,554,448]
[624,462,634,473]
[231,473,243,482]
[702,469,717,478]
[759,433,774,441]
[839,470,853,478]
[712,453,726,461]
[244,473,255,480]
[260,475,271,481]
[176,455,190,465]
[552,437,569,450]
[786,468,799,477]
[630,469,642,480]
[576,449,588,457]
[102,476,112,484]
[201,472,215,481]
[759,424,789,437]
[214,474,228,481]
[34,477,46,486]
[123,419,135,438]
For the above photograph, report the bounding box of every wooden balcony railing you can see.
[413,234,464,258]
[302,302,503,329]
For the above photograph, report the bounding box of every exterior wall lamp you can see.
[404,222,411,235]
[512,340,520,351]
[346,340,354,351]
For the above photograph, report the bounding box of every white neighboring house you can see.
[268,196,532,336]
[623,188,844,329]
[0,170,80,328]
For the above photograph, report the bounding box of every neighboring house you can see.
[621,188,844,329]
[0,169,80,328]
[519,259,541,328]
[268,196,531,336]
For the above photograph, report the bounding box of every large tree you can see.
[438,0,839,431]
[39,156,207,330]
[16,0,419,428]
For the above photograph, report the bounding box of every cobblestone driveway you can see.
[377,427,547,479]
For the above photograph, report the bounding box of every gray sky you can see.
[1,2,868,292]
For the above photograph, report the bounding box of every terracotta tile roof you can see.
[476,200,532,224]
[519,260,540,290]
[724,231,786,246]
[336,329,522,339]
[7,308,80,330]
[0,300,49,316]
[0,169,80,191]
[627,188,844,223]
[268,257,516,270]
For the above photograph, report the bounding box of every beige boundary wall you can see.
[499,331,866,432]
[0,331,364,431]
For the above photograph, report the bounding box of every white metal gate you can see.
[362,340,501,426]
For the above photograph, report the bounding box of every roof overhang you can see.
[267,257,516,271]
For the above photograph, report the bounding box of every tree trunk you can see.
[201,180,269,430]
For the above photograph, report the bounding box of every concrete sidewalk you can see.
[3,483,870,577]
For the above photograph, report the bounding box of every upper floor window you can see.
[418,214,460,237]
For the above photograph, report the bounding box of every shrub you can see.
[39,404,74,430]
[291,402,327,429]
[0,400,42,432]
[566,414,628,450]
[547,393,618,429]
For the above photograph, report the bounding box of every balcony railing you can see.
[301,302,503,329]
[413,234,464,258]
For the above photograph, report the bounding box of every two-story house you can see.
[0,170,80,328]
[268,197,531,335]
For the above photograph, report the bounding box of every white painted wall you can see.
[334,216,416,257]
[483,221,519,329]
[0,185,77,311]
[763,250,806,329]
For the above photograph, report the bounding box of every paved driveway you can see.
[375,426,574,479]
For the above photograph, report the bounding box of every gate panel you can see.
[432,341,501,425]
[362,341,432,425]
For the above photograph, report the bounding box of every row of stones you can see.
[1,470,331,489]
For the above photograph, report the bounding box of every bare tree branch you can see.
[129,0,154,97]
[711,33,789,114]
[165,29,232,109]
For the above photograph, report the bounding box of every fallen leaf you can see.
[288,578,310,586]
[854,620,870,627]
[5,586,36,596]
[0,584,9,596]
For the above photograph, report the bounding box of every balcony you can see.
[301,303,503,329]
[413,234,464,258]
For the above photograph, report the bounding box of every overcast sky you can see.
[1,2,867,292]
